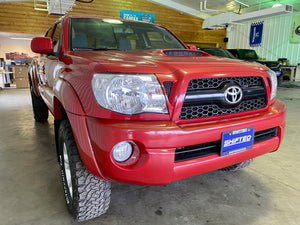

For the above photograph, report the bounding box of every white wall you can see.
[0,44,36,60]
[227,12,300,65]
[0,32,40,60]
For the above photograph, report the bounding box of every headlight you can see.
[92,73,168,115]
[267,70,277,101]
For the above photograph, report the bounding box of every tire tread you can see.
[59,120,111,222]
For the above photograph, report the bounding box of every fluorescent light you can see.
[273,3,283,8]
[10,37,32,40]
[102,19,123,24]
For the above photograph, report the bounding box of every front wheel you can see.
[58,120,111,222]
[220,159,254,172]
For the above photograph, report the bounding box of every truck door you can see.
[40,22,63,114]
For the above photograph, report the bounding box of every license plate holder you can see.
[221,127,254,156]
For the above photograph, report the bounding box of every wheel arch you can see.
[28,59,41,97]
[52,79,104,181]
[53,78,85,162]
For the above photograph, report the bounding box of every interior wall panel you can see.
[227,13,300,65]
[0,0,226,48]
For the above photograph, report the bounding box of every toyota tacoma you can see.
[29,15,286,222]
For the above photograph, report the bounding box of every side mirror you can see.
[31,37,53,54]
[186,44,197,50]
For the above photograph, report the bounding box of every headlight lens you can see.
[92,73,168,115]
[267,70,277,101]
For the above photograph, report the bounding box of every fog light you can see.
[112,141,133,162]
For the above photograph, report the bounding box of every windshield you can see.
[199,48,236,59]
[237,49,259,60]
[70,18,186,51]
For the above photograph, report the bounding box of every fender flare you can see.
[53,78,106,180]
[53,78,85,117]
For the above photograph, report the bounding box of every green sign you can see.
[290,14,300,44]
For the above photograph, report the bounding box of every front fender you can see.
[53,78,85,117]
[53,78,107,180]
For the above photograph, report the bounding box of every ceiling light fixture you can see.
[202,4,293,29]
[272,3,283,8]
[10,37,33,41]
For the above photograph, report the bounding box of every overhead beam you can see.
[148,0,209,20]
[202,4,293,29]
[0,0,31,2]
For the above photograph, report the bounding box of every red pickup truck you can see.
[29,15,286,222]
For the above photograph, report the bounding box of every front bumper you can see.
[68,99,286,185]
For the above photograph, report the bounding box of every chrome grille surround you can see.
[180,76,267,120]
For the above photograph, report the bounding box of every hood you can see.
[69,49,267,74]
[257,60,280,68]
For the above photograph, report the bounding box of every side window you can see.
[52,23,62,53]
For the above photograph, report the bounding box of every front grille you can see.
[181,97,266,119]
[175,141,220,162]
[180,76,267,120]
[175,127,278,162]
[187,76,262,90]
[254,127,278,143]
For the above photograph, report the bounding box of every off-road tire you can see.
[58,120,111,222]
[220,159,254,172]
[30,86,48,122]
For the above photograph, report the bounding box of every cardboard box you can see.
[15,77,29,88]
[13,67,28,78]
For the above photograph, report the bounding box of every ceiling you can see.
[172,0,299,14]
[0,0,298,45]
[0,32,41,46]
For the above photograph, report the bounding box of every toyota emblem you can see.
[224,85,243,104]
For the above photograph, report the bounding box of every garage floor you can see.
[0,85,300,225]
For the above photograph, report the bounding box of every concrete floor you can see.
[0,85,300,225]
